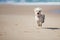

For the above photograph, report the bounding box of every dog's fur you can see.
[34,7,45,27]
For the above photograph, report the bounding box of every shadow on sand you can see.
[42,27,60,30]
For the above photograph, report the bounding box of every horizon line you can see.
[0,2,60,5]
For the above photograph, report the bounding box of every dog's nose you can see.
[37,13,39,14]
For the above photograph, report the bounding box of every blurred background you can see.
[0,0,60,40]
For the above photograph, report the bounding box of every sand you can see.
[0,4,60,40]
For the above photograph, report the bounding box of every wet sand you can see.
[0,4,60,40]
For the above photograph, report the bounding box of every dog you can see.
[34,7,45,27]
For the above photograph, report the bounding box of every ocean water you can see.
[0,0,60,3]
[0,0,60,5]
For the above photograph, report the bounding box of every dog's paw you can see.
[38,24,42,27]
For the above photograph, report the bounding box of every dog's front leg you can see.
[40,22,42,26]
[37,20,42,27]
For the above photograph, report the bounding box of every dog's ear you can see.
[34,7,42,13]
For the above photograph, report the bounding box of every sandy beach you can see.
[0,4,60,40]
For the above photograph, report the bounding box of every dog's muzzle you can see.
[37,11,41,15]
[37,13,39,14]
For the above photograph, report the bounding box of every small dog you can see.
[34,7,45,27]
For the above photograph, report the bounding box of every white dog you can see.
[34,7,45,27]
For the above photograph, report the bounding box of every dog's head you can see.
[34,7,42,15]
